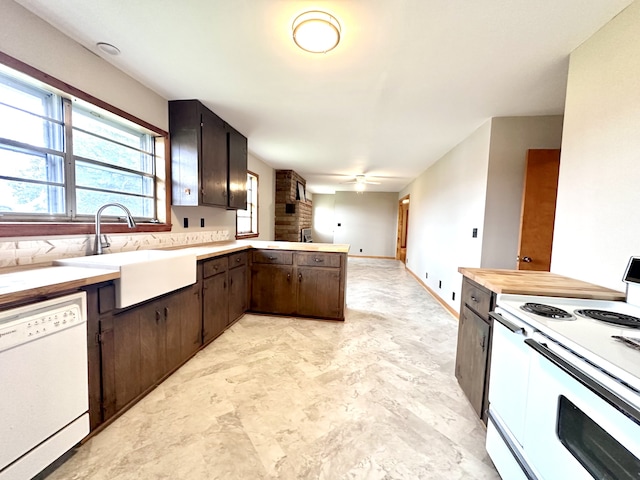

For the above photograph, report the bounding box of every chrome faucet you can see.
[94,203,137,255]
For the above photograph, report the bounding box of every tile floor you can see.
[46,258,500,479]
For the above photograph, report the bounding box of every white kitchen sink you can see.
[54,250,197,308]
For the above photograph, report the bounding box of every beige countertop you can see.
[459,267,625,301]
[0,241,350,307]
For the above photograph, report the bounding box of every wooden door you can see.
[228,265,248,324]
[517,149,561,271]
[203,272,228,344]
[396,195,409,263]
[227,127,248,209]
[296,267,342,319]
[180,283,203,360]
[200,108,228,207]
[103,308,142,415]
[139,300,166,391]
[455,305,490,418]
[250,264,295,315]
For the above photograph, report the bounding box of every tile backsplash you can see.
[0,230,230,268]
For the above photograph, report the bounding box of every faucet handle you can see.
[100,235,110,249]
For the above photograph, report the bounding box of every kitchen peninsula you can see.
[0,241,349,434]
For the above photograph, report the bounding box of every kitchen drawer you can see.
[295,252,341,268]
[251,250,293,265]
[203,257,228,277]
[228,251,247,269]
[462,278,492,319]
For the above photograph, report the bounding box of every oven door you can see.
[524,337,640,480]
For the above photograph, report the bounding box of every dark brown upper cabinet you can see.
[169,99,247,209]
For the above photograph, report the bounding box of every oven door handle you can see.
[490,311,525,334]
[525,339,640,426]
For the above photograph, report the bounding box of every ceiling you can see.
[14,0,632,194]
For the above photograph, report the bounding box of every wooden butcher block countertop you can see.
[458,267,625,301]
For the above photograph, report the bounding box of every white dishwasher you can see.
[0,292,89,480]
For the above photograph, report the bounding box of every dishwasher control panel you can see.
[0,293,86,353]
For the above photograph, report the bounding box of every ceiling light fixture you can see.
[96,42,120,56]
[292,11,341,53]
[355,182,366,193]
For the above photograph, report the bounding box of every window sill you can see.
[0,222,172,238]
[236,233,259,240]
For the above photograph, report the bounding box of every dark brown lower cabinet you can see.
[455,305,490,418]
[296,267,342,318]
[100,283,202,422]
[228,262,248,324]
[454,276,496,424]
[250,250,346,320]
[203,271,228,344]
[250,264,296,315]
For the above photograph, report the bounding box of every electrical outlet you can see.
[472,228,478,238]
[438,280,442,289]
[425,272,428,279]
[452,292,456,301]
[359,248,362,252]
[200,218,205,228]
[183,217,188,228]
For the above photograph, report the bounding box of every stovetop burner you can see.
[520,302,573,319]
[575,309,640,328]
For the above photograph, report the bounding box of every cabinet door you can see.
[200,108,228,207]
[203,273,228,344]
[180,283,203,360]
[228,265,248,324]
[250,264,295,315]
[296,267,342,319]
[455,305,490,418]
[227,127,247,209]
[163,292,184,374]
[102,308,142,416]
[139,300,166,391]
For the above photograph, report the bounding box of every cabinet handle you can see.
[314,257,324,263]
[229,278,233,286]
[298,273,302,282]
[287,273,290,281]
[224,281,227,289]
[155,310,161,324]
[470,296,478,303]
[236,257,241,263]
[480,334,486,352]
[164,307,169,320]
[269,256,276,260]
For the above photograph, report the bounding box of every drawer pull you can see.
[314,257,324,263]
[471,296,478,302]
[236,257,241,262]
[269,256,276,260]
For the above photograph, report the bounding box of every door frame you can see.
[396,194,410,262]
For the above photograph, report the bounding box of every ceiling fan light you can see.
[355,182,366,192]
[355,175,366,184]
[292,11,341,53]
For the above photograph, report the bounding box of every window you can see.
[0,53,169,236]
[236,171,258,238]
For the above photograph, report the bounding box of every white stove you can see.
[485,258,640,480]
[497,294,640,396]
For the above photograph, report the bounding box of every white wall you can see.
[401,121,491,310]
[332,192,398,257]
[482,116,564,268]
[552,1,640,290]
[311,194,336,243]
[248,153,275,240]
[0,0,277,240]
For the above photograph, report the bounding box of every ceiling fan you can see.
[342,175,381,185]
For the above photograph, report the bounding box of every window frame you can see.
[0,51,171,237]
[236,170,259,239]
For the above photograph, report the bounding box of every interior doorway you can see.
[396,195,410,263]
[517,149,561,271]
